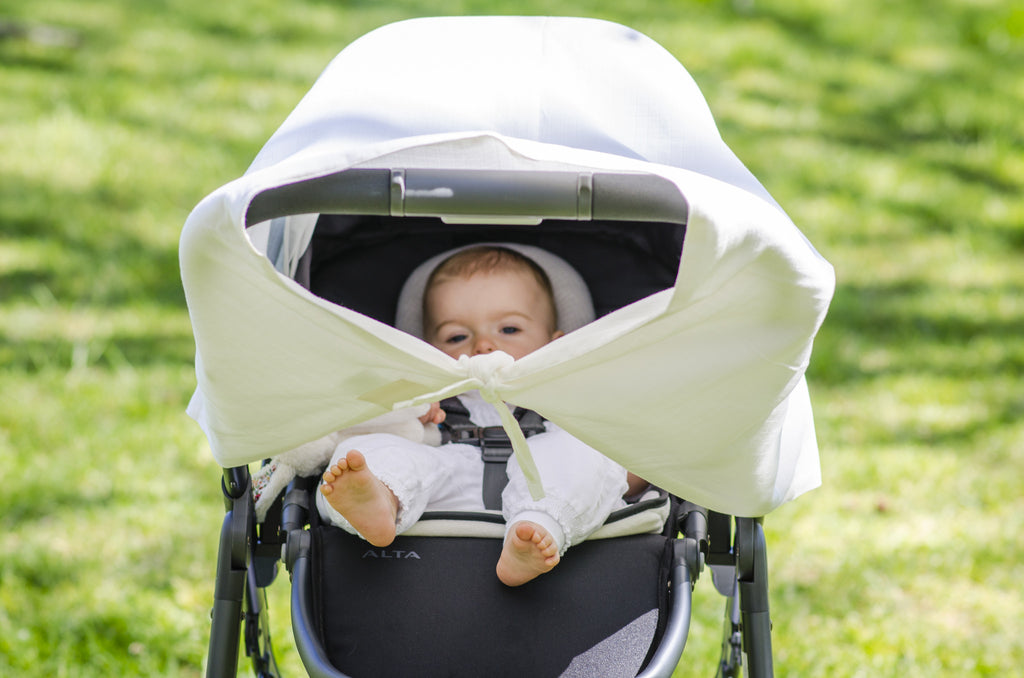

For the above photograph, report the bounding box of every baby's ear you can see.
[550,329,565,341]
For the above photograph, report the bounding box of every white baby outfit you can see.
[316,390,628,555]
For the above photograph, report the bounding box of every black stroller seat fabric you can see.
[312,525,673,678]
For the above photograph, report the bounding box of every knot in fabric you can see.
[456,352,515,400]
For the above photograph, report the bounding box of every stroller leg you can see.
[206,468,254,678]
[207,509,246,677]
[715,587,743,678]
[243,563,281,677]
[736,518,773,678]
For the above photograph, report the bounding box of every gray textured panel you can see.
[560,608,659,678]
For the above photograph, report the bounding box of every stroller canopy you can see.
[180,16,834,517]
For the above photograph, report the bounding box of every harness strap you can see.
[439,397,546,510]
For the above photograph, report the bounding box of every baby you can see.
[319,246,631,585]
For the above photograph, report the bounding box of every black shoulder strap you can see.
[438,397,545,510]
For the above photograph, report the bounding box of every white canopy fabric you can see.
[180,17,834,517]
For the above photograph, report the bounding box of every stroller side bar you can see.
[291,556,353,678]
[208,510,246,677]
[245,169,688,227]
[282,477,355,678]
[709,515,775,678]
[635,540,694,677]
[208,467,283,678]
[207,469,253,678]
[737,518,773,678]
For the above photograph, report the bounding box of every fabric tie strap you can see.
[395,352,545,501]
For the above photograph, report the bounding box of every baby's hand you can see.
[419,402,446,425]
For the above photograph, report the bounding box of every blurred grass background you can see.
[1,0,1021,676]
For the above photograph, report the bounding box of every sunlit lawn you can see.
[2,1,1022,676]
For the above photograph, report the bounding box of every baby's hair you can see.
[425,246,558,325]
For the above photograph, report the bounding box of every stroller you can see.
[180,16,834,678]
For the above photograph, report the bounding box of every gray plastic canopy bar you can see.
[245,168,689,227]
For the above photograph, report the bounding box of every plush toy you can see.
[252,405,442,521]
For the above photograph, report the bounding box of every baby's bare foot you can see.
[320,450,398,547]
[496,521,560,587]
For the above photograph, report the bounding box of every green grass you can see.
[2,0,1022,675]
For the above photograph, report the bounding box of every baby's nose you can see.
[473,337,496,354]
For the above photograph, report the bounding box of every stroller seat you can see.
[292,486,681,678]
[311,531,673,678]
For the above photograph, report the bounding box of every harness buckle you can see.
[480,446,513,463]
[478,426,512,446]
[477,426,514,463]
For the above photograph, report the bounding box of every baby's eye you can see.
[500,326,521,335]
[445,333,468,344]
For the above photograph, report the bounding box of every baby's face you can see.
[424,270,562,360]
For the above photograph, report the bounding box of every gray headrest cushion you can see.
[395,243,596,339]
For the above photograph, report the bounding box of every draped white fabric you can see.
[180,17,834,517]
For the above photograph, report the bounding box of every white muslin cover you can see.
[180,17,834,517]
